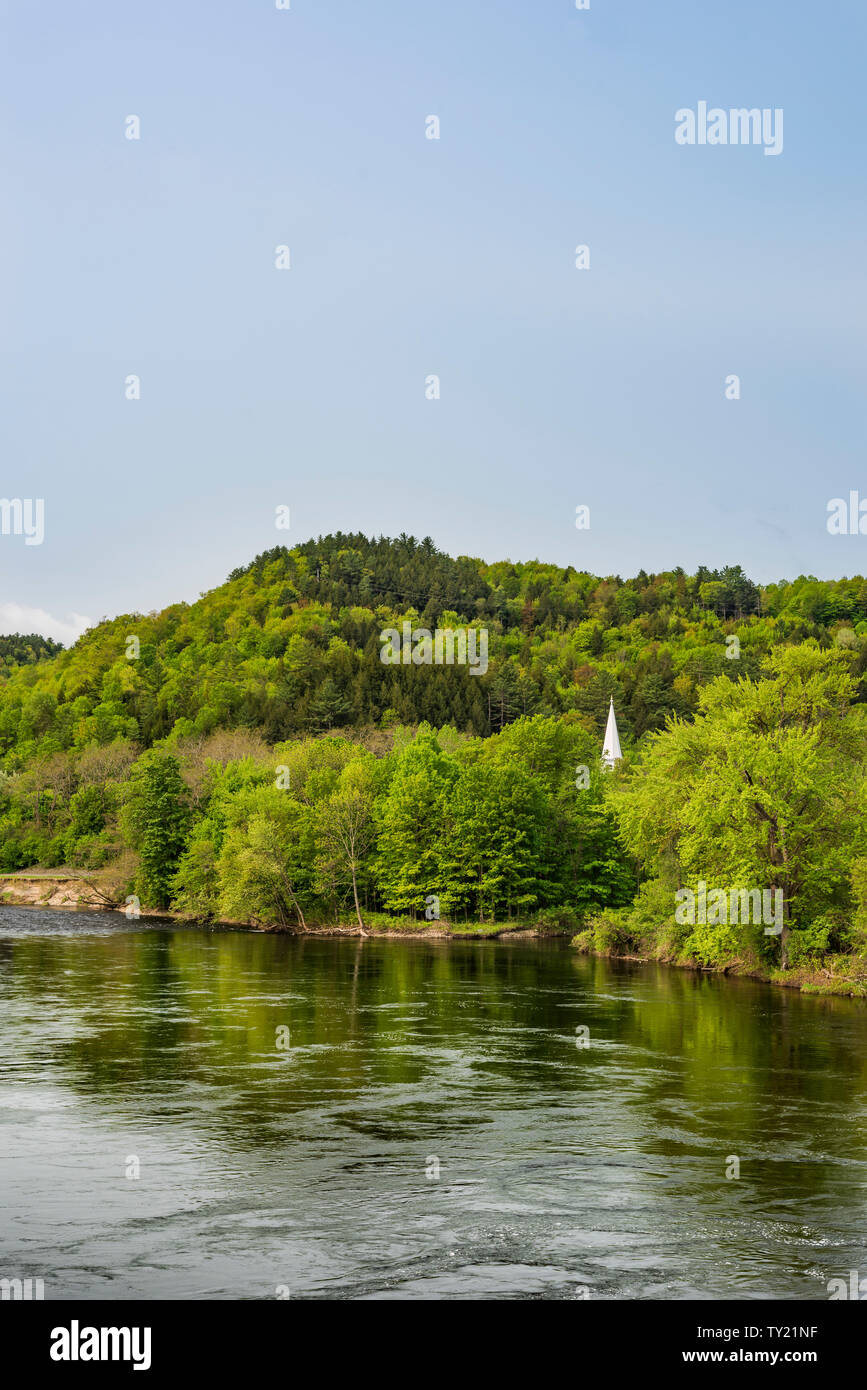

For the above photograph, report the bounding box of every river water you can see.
[1,907,866,1300]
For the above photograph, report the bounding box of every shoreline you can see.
[570,938,867,1000]
[0,875,568,941]
[4,875,865,995]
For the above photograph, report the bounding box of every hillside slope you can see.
[2,533,866,770]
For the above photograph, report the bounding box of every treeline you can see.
[0,715,634,928]
[0,633,64,677]
[2,537,867,780]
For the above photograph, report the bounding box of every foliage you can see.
[608,645,867,970]
[2,537,867,777]
[121,752,191,908]
[2,538,867,973]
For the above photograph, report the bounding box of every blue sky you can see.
[2,0,865,641]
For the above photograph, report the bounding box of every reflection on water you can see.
[1,907,866,1300]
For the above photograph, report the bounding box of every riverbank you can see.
[570,932,867,999]
[0,875,571,940]
[6,873,865,992]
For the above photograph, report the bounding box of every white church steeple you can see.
[601,697,622,768]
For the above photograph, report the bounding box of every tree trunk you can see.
[764,817,793,971]
[778,835,792,970]
[351,868,367,936]
[278,869,308,933]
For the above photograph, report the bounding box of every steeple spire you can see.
[601,697,622,767]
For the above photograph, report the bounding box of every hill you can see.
[1,536,867,989]
[2,534,866,770]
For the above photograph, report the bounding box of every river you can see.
[1,907,865,1300]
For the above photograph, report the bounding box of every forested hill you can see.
[2,533,867,768]
[0,633,64,677]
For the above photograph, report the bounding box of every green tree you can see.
[122,751,191,908]
[441,762,548,920]
[473,714,634,913]
[316,758,378,933]
[374,726,458,916]
[610,645,867,969]
[217,789,316,930]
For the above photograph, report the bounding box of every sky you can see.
[2,0,865,642]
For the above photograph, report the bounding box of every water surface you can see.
[1,907,866,1299]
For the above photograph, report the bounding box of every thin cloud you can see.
[0,603,92,646]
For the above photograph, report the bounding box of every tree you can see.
[440,762,548,921]
[308,677,351,731]
[217,795,316,930]
[170,757,278,918]
[316,759,378,934]
[121,751,191,908]
[471,713,633,913]
[374,726,458,916]
[610,645,867,969]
